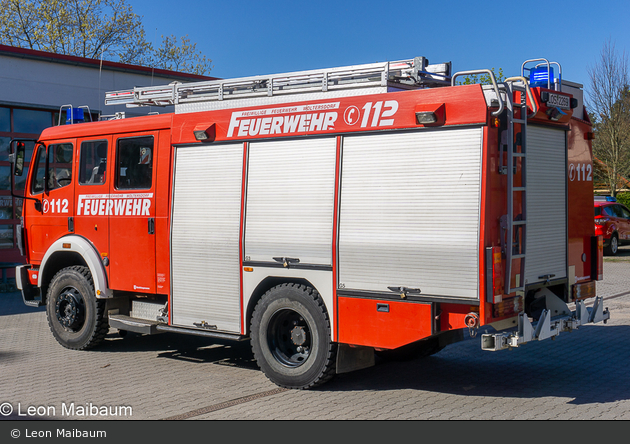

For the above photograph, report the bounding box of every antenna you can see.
[98,48,104,121]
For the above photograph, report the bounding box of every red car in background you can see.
[594,196,630,255]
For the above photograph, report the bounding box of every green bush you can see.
[616,192,630,208]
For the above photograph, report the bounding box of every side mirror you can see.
[12,141,26,177]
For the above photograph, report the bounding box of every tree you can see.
[152,35,212,76]
[458,67,504,85]
[587,40,630,197]
[0,0,211,75]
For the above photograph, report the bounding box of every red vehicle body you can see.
[12,57,609,388]
[594,197,630,255]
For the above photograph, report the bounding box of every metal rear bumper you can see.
[481,296,610,351]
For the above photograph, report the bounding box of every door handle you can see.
[272,257,300,268]
[148,218,155,234]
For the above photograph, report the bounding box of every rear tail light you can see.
[594,217,607,226]
[486,246,503,304]
[492,296,523,318]
[591,235,603,281]
[573,281,596,300]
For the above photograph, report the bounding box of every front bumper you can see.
[16,264,43,307]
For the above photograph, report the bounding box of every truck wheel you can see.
[46,266,108,350]
[605,234,619,256]
[250,283,337,389]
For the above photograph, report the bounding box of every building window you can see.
[0,224,13,249]
[0,108,9,132]
[0,106,53,256]
[13,108,53,134]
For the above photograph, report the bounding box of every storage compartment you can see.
[337,297,433,349]
[338,128,483,300]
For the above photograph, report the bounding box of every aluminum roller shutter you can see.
[524,126,567,285]
[245,138,337,266]
[170,143,243,333]
[338,128,483,300]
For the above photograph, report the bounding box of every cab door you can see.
[74,137,112,268]
[108,133,157,293]
[27,140,75,261]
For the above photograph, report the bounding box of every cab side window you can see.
[47,143,73,190]
[31,145,46,194]
[116,136,153,190]
[79,140,108,185]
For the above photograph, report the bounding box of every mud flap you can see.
[336,344,375,374]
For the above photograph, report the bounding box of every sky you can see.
[131,0,630,98]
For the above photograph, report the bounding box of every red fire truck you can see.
[11,56,610,389]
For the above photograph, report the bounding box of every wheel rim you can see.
[55,286,86,331]
[267,308,311,368]
[612,236,618,254]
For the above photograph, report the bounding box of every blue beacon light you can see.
[529,66,554,88]
[65,107,85,124]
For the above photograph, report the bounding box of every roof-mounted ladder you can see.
[105,57,451,108]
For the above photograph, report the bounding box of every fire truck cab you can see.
[12,57,610,389]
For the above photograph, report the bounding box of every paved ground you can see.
[0,247,629,422]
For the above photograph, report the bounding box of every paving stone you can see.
[1,247,629,421]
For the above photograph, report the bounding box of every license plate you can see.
[546,93,570,109]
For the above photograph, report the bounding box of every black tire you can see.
[376,336,445,362]
[250,283,337,389]
[605,233,619,256]
[46,265,108,350]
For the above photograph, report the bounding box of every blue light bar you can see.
[65,107,85,124]
[594,195,617,202]
[529,66,555,88]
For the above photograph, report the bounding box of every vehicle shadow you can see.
[97,330,258,370]
[322,324,630,405]
[95,323,629,405]
[7,287,625,405]
[0,291,45,316]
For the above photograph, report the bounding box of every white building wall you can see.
[0,49,211,117]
